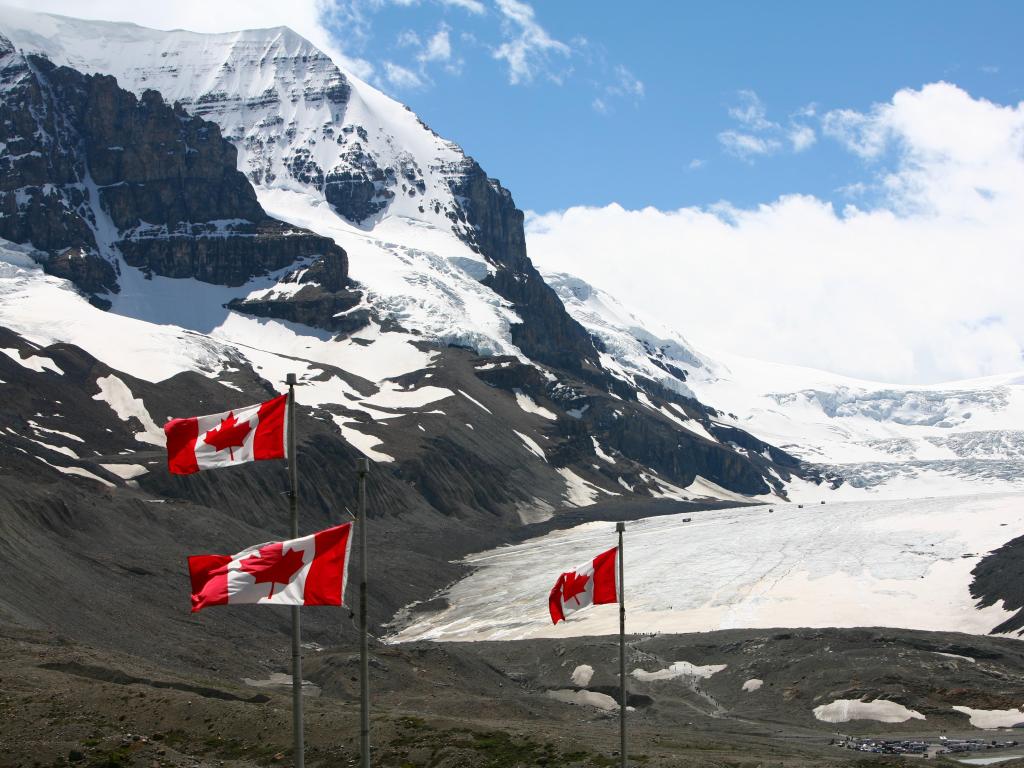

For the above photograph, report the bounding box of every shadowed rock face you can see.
[447,159,601,373]
[0,44,355,301]
[225,248,365,333]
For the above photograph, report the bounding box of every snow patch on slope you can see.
[92,375,163,445]
[953,706,1024,729]
[631,662,727,682]
[814,699,925,724]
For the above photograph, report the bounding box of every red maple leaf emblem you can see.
[239,543,306,599]
[561,570,590,606]
[203,411,252,460]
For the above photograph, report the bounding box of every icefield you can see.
[391,493,1024,642]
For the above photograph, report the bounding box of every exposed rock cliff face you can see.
[0,41,358,314]
[448,160,601,373]
[226,249,365,332]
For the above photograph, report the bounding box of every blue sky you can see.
[320,1,1024,214]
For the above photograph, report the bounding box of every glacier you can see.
[391,493,1024,642]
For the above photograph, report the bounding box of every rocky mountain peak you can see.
[0,40,358,317]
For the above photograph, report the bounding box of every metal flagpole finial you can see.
[356,457,369,475]
[616,521,626,533]
[286,373,297,386]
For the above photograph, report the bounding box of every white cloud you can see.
[719,89,784,159]
[439,0,485,12]
[492,0,571,84]
[383,60,424,88]
[420,25,452,62]
[720,90,817,159]
[688,158,705,170]
[527,83,1024,384]
[822,107,889,158]
[729,89,776,131]
[591,64,644,114]
[609,64,644,99]
[718,130,781,159]
[789,124,816,152]
[397,29,422,47]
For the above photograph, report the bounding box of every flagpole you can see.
[357,457,370,768]
[616,521,627,768]
[286,373,304,768]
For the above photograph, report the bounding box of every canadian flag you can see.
[188,523,353,612]
[549,545,620,624]
[164,394,287,475]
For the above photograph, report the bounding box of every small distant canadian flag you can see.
[189,523,353,612]
[164,394,287,475]
[549,546,619,624]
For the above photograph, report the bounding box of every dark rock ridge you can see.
[476,358,807,499]
[0,42,358,309]
[225,249,365,333]
[446,159,601,374]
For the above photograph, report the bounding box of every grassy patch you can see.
[387,719,619,767]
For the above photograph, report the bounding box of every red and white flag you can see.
[549,545,619,624]
[188,523,353,613]
[164,394,287,475]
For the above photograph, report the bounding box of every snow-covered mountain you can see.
[548,272,1024,500]
[0,8,548,359]
[0,2,825,558]
[0,5,1016,525]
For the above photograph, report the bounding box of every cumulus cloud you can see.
[528,83,1024,384]
[492,0,571,84]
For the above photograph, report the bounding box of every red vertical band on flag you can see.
[592,546,619,605]
[188,554,232,612]
[549,573,566,624]
[304,523,353,606]
[165,416,200,475]
[253,394,287,460]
